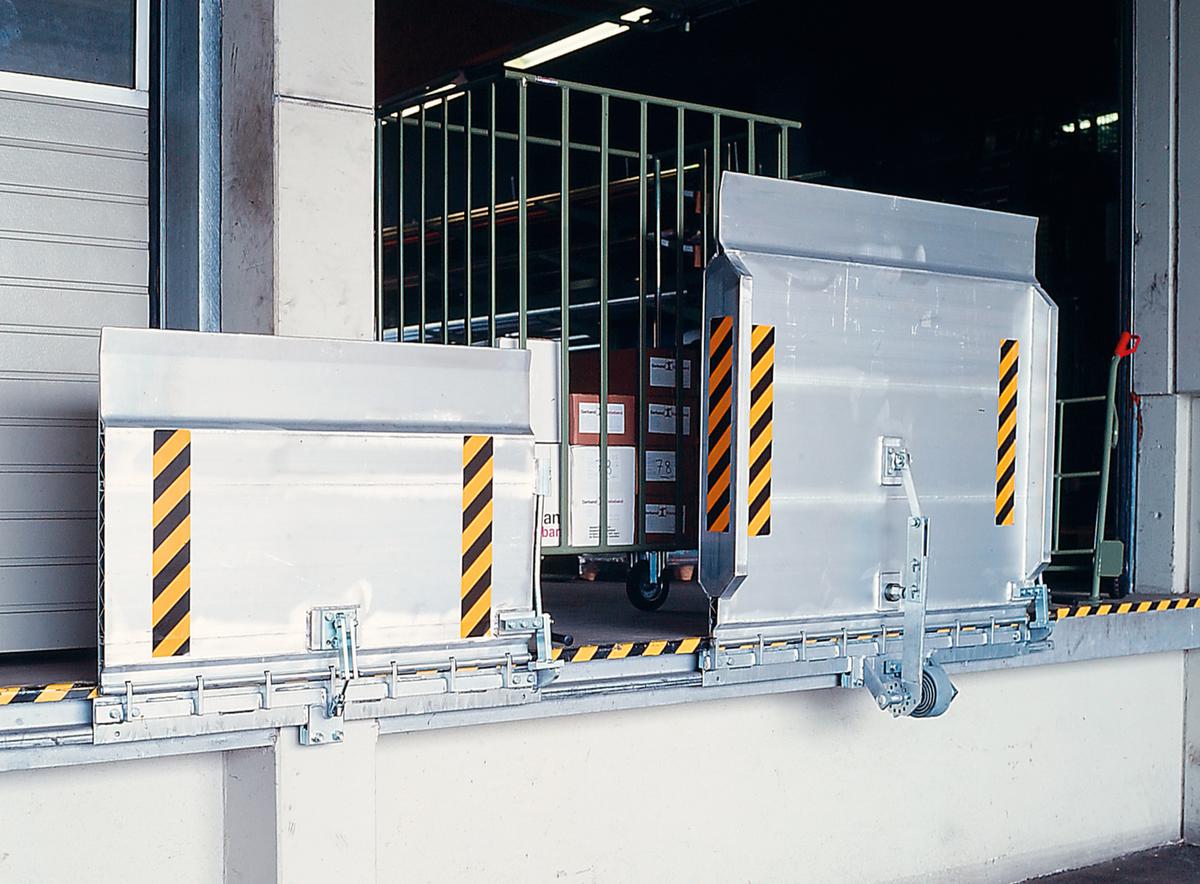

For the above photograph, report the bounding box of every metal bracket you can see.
[1015,581,1054,647]
[497,609,563,688]
[301,606,359,745]
[870,439,937,716]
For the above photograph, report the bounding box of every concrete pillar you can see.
[221,0,375,340]
[1131,0,1199,592]
[224,721,379,882]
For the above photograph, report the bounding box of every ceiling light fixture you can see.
[505,8,652,70]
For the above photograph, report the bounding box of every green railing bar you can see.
[397,112,405,338]
[488,83,497,345]
[597,93,609,550]
[637,98,648,547]
[518,78,528,347]
[502,70,804,130]
[419,102,427,342]
[675,105,685,535]
[465,89,473,345]
[374,119,384,340]
[747,119,755,175]
[442,98,450,345]
[559,85,571,554]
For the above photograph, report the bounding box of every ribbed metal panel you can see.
[0,90,148,652]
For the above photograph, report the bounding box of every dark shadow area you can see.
[543,578,708,646]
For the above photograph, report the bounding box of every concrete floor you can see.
[1032,844,1200,882]
[0,648,94,687]
[542,577,710,645]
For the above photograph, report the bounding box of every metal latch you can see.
[302,606,359,746]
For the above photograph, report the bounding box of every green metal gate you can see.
[375,71,803,556]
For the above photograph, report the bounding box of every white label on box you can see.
[645,503,677,534]
[649,356,693,389]
[647,403,692,436]
[568,446,635,547]
[578,401,626,436]
[645,450,676,482]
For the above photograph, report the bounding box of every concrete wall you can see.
[0,654,1184,882]
[376,654,1183,883]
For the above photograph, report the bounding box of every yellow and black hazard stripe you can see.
[995,338,1019,526]
[706,316,734,533]
[0,682,97,704]
[1054,596,1200,620]
[552,636,703,663]
[748,324,774,536]
[152,429,191,658]
[461,434,494,639]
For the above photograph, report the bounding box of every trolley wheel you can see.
[625,560,671,611]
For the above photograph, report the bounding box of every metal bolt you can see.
[878,696,888,709]
[108,708,121,720]
[311,733,322,743]
[911,517,922,527]
[332,730,343,742]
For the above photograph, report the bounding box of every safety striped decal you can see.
[152,429,191,658]
[1054,596,1200,619]
[995,338,1019,526]
[0,682,97,705]
[553,636,703,663]
[461,435,494,639]
[748,324,774,536]
[706,316,734,533]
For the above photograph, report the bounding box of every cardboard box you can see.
[646,401,695,438]
[648,352,694,392]
[569,346,699,397]
[568,394,636,446]
[567,445,635,547]
[644,502,697,543]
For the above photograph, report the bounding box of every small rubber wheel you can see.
[626,560,671,611]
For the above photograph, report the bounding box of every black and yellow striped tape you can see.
[1054,596,1200,619]
[995,338,1019,526]
[0,682,97,704]
[461,434,494,639]
[553,636,703,663]
[706,316,734,533]
[748,324,774,537]
[152,429,191,658]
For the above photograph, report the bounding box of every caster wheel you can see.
[626,560,671,611]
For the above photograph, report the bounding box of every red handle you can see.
[1115,331,1140,358]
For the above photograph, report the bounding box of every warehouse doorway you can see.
[376,0,1127,638]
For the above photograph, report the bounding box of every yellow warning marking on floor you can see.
[676,637,701,654]
[995,338,1019,526]
[0,682,98,704]
[554,637,707,663]
[706,316,734,533]
[461,435,494,639]
[152,429,191,658]
[748,324,774,537]
[1053,597,1200,620]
